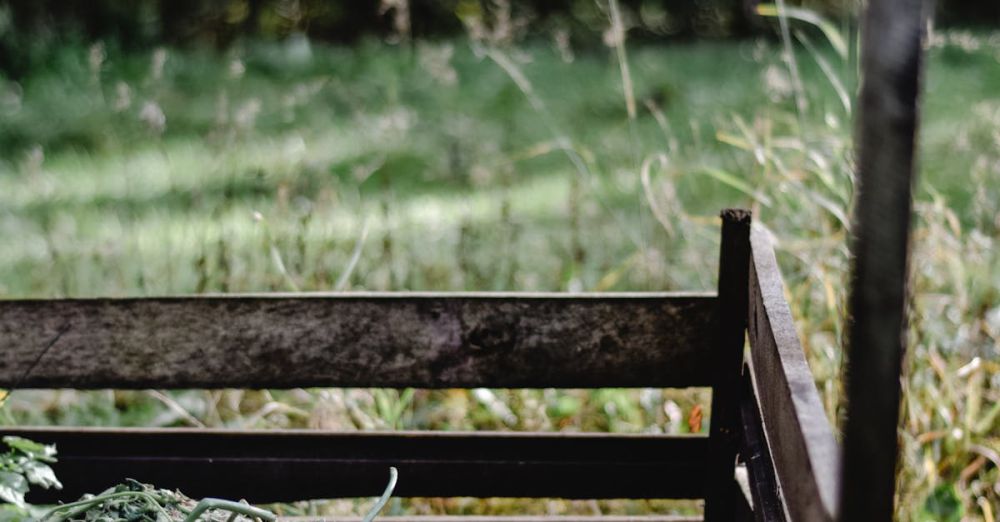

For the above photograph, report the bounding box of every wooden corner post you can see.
[705,208,752,521]
[841,0,926,519]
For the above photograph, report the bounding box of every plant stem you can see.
[182,498,276,522]
[41,491,173,522]
[362,467,398,522]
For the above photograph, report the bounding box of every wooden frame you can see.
[0,210,845,522]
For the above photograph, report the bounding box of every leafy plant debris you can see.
[37,480,276,522]
[0,437,62,511]
[0,438,397,522]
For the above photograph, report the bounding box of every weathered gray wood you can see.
[705,209,752,522]
[738,370,786,522]
[0,292,716,389]
[840,0,926,519]
[747,228,839,522]
[2,427,709,502]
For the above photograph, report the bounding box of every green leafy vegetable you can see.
[0,438,397,522]
[0,437,62,510]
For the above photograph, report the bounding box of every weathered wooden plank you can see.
[738,371,786,522]
[840,0,926,519]
[704,209,752,522]
[1,428,709,503]
[0,292,716,389]
[747,228,839,522]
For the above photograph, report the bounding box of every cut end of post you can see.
[721,208,752,224]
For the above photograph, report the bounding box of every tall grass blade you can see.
[608,0,636,120]
[484,47,643,249]
[757,4,849,59]
[335,218,372,291]
[639,154,676,236]
[795,30,852,114]
[765,0,809,121]
[699,168,774,206]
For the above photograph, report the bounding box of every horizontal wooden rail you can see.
[747,228,840,521]
[2,428,709,503]
[0,292,716,389]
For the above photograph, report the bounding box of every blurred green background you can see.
[0,1,997,520]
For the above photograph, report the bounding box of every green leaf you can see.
[0,503,31,522]
[920,484,963,522]
[20,461,61,490]
[0,471,28,509]
[2,437,56,463]
[756,4,848,59]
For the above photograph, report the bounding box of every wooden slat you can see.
[747,228,839,522]
[738,371,786,522]
[840,0,926,519]
[704,209,752,522]
[0,292,716,389]
[1,428,709,503]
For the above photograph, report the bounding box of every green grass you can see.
[0,27,998,520]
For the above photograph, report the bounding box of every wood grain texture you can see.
[704,209,752,522]
[0,292,717,389]
[747,228,839,522]
[2,427,709,502]
[738,370,786,522]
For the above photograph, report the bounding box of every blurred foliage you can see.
[0,0,922,76]
[1,0,995,77]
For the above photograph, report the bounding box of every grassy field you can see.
[0,24,998,521]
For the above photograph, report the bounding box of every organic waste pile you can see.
[26,480,277,522]
[0,436,396,522]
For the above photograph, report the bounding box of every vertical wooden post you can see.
[840,0,926,519]
[705,208,752,522]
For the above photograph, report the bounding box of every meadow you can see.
[0,19,997,521]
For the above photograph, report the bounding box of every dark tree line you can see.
[0,0,995,77]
